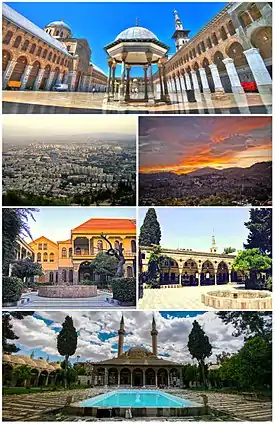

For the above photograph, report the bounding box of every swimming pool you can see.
[78,390,200,408]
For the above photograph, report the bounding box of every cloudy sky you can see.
[3,115,136,145]
[9,311,244,365]
[139,116,272,174]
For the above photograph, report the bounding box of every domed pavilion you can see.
[104,21,170,104]
[91,316,183,387]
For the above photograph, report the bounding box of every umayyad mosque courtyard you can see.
[2,2,272,114]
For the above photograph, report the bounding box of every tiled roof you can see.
[72,218,136,233]
[3,3,72,56]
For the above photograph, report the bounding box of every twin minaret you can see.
[171,9,190,52]
[117,315,158,357]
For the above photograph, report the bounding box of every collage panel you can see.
[2,2,272,115]
[139,115,272,206]
[3,207,137,309]
[2,310,272,421]
[138,207,272,311]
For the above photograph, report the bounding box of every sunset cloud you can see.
[139,117,272,174]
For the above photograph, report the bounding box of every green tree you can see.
[90,251,118,282]
[2,208,37,275]
[244,209,272,256]
[187,320,212,387]
[233,248,272,289]
[139,208,161,246]
[11,258,43,286]
[57,316,78,389]
[12,365,33,387]
[223,247,236,254]
[182,364,198,388]
[217,311,272,341]
[2,314,20,354]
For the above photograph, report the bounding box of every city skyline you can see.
[8,311,244,364]
[139,117,272,174]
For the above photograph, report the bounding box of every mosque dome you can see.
[16,355,37,368]
[34,359,50,370]
[115,26,158,41]
[125,346,152,358]
[46,21,71,31]
[10,356,26,365]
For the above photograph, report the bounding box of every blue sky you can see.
[7,2,227,76]
[139,207,251,252]
[10,311,244,364]
[24,207,136,243]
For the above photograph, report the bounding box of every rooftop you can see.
[72,218,136,233]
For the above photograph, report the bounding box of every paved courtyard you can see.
[138,283,272,310]
[3,90,272,114]
[2,388,271,421]
[3,290,133,310]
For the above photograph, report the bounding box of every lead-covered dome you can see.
[46,21,71,31]
[115,26,158,41]
[123,346,153,358]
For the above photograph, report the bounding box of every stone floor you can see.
[3,290,134,310]
[2,387,271,421]
[2,90,272,114]
[138,283,272,310]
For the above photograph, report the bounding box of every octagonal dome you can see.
[124,346,152,358]
[46,21,71,31]
[115,26,158,41]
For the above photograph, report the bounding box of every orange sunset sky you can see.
[139,116,272,174]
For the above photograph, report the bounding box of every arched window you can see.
[13,36,22,48]
[97,240,103,251]
[75,247,81,255]
[30,43,36,54]
[239,11,252,28]
[62,269,67,282]
[53,54,57,63]
[60,58,64,66]
[42,49,48,59]
[48,52,52,61]
[248,3,262,21]
[60,31,64,38]
[131,240,136,253]
[3,31,13,45]
[212,32,218,45]
[207,37,212,49]
[201,41,206,52]
[37,253,41,262]
[127,266,133,278]
[49,272,54,283]
[36,47,42,57]
[62,248,67,258]
[69,269,73,283]
[220,26,228,41]
[43,252,48,262]
[227,20,236,36]
[21,40,30,51]
[69,248,72,257]
[56,30,60,36]
[38,243,42,250]
[57,56,60,64]
[114,240,120,249]
[49,253,54,262]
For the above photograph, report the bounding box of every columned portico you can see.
[222,58,244,93]
[209,64,225,93]
[243,47,272,94]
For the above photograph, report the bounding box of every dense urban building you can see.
[154,2,272,96]
[2,3,107,91]
[28,218,136,284]
[140,236,242,286]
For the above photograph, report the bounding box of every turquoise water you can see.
[79,390,200,408]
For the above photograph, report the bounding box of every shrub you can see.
[3,276,23,303]
[111,277,136,304]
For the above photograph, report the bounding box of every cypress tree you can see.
[57,316,78,388]
[244,209,272,256]
[139,208,161,246]
[188,320,212,387]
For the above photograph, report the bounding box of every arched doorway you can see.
[145,368,155,386]
[160,258,179,284]
[120,368,131,385]
[78,261,92,283]
[169,368,179,387]
[30,368,39,386]
[40,65,51,90]
[202,57,215,92]
[3,364,13,386]
[201,260,215,285]
[3,50,11,73]
[9,56,28,82]
[193,62,203,92]
[251,27,272,60]
[132,368,143,387]
[108,368,118,385]
[51,67,60,87]
[68,269,73,283]
[74,237,89,255]
[157,368,168,387]
[96,367,105,386]
[217,261,229,284]
[181,259,199,286]
[126,266,133,278]
[38,370,48,386]
[213,51,231,92]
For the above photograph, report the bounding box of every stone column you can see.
[222,58,244,94]
[161,64,171,104]
[118,370,120,386]
[167,372,170,387]
[125,64,131,101]
[143,65,148,101]
[180,74,186,91]
[209,64,225,93]
[179,270,182,285]
[155,372,158,387]
[158,65,164,101]
[130,371,133,387]
[228,270,232,283]
[106,58,112,98]
[68,71,77,91]
[173,75,178,93]
[143,370,146,387]
[56,72,63,85]
[2,59,17,89]
[63,73,69,84]
[73,266,78,285]
[20,65,33,90]
[111,62,116,96]
[33,68,45,91]
[198,67,211,93]
[45,373,49,386]
[45,71,55,91]
[214,273,217,285]
[104,368,108,387]
[190,70,200,92]
[243,47,272,94]
[198,272,201,286]
[185,73,192,90]
[176,74,181,92]
[119,54,127,101]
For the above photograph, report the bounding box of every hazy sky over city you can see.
[139,207,251,252]
[139,117,272,174]
[3,115,136,144]
[23,208,136,243]
[10,311,244,364]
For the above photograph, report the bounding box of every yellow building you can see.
[29,218,136,284]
